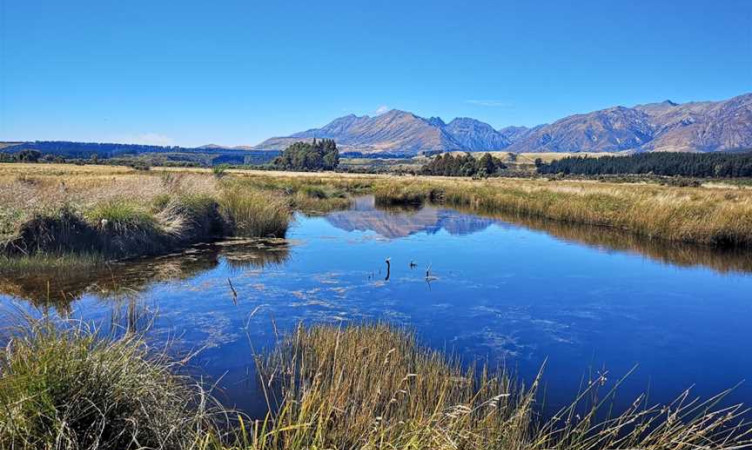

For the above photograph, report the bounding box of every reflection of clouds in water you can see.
[469,305,577,349]
[531,319,575,345]
[161,309,240,349]
[451,328,525,359]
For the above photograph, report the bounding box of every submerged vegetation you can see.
[1,320,749,449]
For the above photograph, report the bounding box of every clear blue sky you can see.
[1,0,750,147]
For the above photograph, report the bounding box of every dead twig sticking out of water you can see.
[409,260,418,269]
[385,257,391,281]
[227,278,238,305]
[425,263,438,291]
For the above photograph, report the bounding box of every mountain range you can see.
[253,93,752,155]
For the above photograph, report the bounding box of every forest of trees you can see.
[421,153,506,177]
[538,152,752,178]
[274,139,340,171]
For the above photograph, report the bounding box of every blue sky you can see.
[1,0,750,147]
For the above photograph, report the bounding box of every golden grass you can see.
[1,315,749,449]
[4,163,752,249]
[370,177,752,247]
[219,184,291,238]
[200,324,751,450]
[0,165,293,258]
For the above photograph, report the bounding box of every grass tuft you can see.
[219,186,291,238]
[0,317,219,450]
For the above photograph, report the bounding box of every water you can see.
[2,196,751,416]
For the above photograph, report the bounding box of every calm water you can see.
[2,196,751,416]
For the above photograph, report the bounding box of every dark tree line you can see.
[274,139,340,171]
[538,152,752,178]
[421,153,506,177]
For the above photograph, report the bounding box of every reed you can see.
[208,324,751,450]
[0,166,295,259]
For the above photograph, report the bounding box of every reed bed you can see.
[1,318,749,449]
[7,163,751,249]
[207,323,751,450]
[219,185,291,238]
[371,177,752,248]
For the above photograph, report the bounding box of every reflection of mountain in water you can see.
[325,196,498,239]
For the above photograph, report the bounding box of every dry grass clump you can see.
[219,185,291,238]
[210,324,751,450]
[0,317,219,450]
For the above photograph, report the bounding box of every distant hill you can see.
[0,141,280,166]
[254,93,752,155]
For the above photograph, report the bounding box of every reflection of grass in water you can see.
[0,240,291,310]
[450,203,752,274]
[221,238,291,269]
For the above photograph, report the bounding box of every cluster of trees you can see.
[537,152,752,178]
[0,149,62,163]
[274,139,340,171]
[421,153,506,177]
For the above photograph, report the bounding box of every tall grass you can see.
[1,319,749,449]
[372,178,752,248]
[212,324,751,450]
[0,168,297,259]
[219,186,291,238]
[0,317,220,450]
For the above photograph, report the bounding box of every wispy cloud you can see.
[465,99,512,107]
[375,105,390,115]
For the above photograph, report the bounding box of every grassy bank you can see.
[3,163,752,256]
[1,320,749,449]
[370,177,752,248]
[0,166,292,260]
[162,167,752,249]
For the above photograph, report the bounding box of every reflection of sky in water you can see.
[2,198,752,417]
